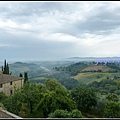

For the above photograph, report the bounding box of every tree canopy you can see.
[71,86,97,112]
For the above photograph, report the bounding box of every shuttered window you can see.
[0,84,2,88]
[10,82,12,85]
[10,90,12,94]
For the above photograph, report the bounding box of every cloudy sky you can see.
[0,1,120,61]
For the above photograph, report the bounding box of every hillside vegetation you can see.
[81,65,111,72]
[5,60,120,91]
[0,60,120,118]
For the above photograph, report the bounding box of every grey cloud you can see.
[0,2,64,19]
[0,31,76,60]
[76,5,120,34]
[61,16,120,37]
[0,1,120,61]
[75,19,119,33]
[43,2,120,36]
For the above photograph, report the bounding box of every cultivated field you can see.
[72,72,118,84]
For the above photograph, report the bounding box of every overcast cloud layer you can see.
[0,1,120,61]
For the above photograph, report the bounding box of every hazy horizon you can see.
[1,56,120,63]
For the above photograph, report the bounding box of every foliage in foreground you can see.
[48,109,83,118]
[0,78,120,118]
[2,79,77,118]
[71,86,98,112]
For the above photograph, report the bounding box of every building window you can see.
[0,84,2,88]
[10,90,12,94]
[10,82,12,85]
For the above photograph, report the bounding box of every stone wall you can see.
[0,109,22,118]
[0,79,24,96]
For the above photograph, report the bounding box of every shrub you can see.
[48,109,69,118]
[69,109,83,118]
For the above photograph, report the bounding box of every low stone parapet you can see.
[0,109,22,118]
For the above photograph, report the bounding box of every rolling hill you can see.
[81,65,112,72]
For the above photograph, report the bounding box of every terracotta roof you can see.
[0,72,23,84]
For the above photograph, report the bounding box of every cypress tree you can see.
[24,72,28,83]
[6,63,9,74]
[3,59,9,75]
[19,73,23,77]
[2,66,3,72]
[3,59,6,74]
[4,59,6,68]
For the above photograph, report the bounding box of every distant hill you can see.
[8,62,39,76]
[81,65,112,72]
[54,60,120,85]
[1,59,120,88]
[54,62,89,76]
[66,57,97,61]
[66,57,120,62]
[7,60,74,77]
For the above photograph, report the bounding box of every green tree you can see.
[3,94,21,115]
[0,102,6,110]
[24,72,28,83]
[48,109,69,118]
[69,109,83,118]
[2,79,79,118]
[19,73,23,77]
[36,90,77,118]
[71,86,97,112]
[117,82,120,90]
[44,78,66,91]
[103,101,120,118]
[6,63,9,74]
[44,79,69,96]
[35,79,77,118]
[21,82,42,115]
[3,82,44,118]
[3,59,9,75]
[48,109,83,118]
[0,92,7,103]
[4,59,7,73]
[106,93,119,102]
[90,94,108,117]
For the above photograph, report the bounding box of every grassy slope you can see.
[72,72,120,84]
[81,65,111,72]
[71,64,120,84]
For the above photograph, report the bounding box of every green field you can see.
[72,72,119,84]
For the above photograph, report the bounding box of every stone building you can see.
[0,71,24,96]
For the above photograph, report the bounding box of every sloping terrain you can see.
[72,72,117,84]
[81,65,112,72]
[71,64,120,84]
